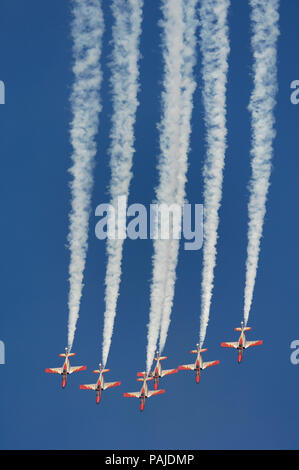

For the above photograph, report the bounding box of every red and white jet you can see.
[178,344,219,383]
[137,351,178,390]
[79,363,121,404]
[123,376,165,412]
[221,322,263,363]
[45,347,87,388]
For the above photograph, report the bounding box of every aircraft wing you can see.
[161,368,178,377]
[104,381,121,390]
[245,340,263,349]
[69,365,87,374]
[221,342,239,348]
[45,367,62,374]
[80,384,97,391]
[179,364,195,371]
[137,371,150,378]
[147,389,165,398]
[123,392,140,398]
[202,360,220,369]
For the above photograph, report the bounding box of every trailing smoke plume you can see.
[244,0,279,325]
[67,0,104,350]
[102,0,143,367]
[199,0,230,347]
[146,0,198,373]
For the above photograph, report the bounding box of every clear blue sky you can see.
[0,0,298,450]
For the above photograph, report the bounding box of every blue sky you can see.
[0,0,299,450]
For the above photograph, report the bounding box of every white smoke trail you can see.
[146,0,198,373]
[158,0,198,354]
[67,0,104,351]
[244,0,279,325]
[102,0,143,367]
[199,0,230,347]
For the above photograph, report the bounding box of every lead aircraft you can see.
[221,322,263,363]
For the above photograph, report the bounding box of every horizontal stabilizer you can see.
[93,368,110,374]
[234,327,251,332]
[154,356,167,361]
[136,371,147,377]
[59,353,76,357]
[137,377,153,382]
[191,348,207,354]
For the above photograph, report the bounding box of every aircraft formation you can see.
[45,322,263,411]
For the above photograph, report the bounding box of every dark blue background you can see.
[0,0,298,449]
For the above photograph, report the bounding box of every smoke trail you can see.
[244,0,279,325]
[158,0,198,354]
[67,0,104,351]
[199,0,230,347]
[146,0,198,373]
[102,0,143,367]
